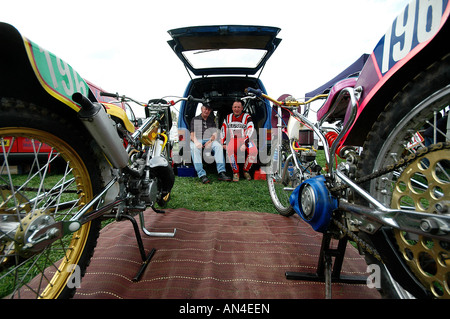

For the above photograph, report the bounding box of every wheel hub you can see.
[14,209,55,257]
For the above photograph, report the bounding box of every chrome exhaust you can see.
[72,93,129,169]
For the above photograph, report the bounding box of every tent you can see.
[305,54,369,100]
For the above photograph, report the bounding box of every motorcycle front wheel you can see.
[0,98,104,298]
[267,139,297,216]
[357,55,450,298]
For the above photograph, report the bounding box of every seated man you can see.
[221,99,258,181]
[190,103,231,184]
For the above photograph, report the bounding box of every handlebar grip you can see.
[100,92,119,98]
[245,87,262,97]
[72,93,95,111]
[187,95,206,103]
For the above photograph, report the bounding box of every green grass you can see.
[165,149,330,214]
[165,172,277,214]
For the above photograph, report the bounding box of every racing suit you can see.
[221,112,258,174]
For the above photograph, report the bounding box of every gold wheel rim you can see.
[392,149,450,298]
[0,128,93,299]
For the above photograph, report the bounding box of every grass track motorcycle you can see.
[0,21,211,298]
[247,0,450,299]
[0,0,449,299]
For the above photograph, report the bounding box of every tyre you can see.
[0,98,104,299]
[267,139,297,216]
[357,55,450,298]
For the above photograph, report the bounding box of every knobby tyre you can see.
[0,98,105,299]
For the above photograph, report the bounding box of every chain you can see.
[333,218,383,262]
[329,142,450,261]
[330,142,449,193]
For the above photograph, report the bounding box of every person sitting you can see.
[221,99,258,181]
[190,103,231,184]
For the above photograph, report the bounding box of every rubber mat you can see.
[73,208,380,299]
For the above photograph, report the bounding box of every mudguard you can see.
[0,22,134,133]
[344,0,450,146]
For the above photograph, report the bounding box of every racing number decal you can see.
[376,0,448,74]
[25,39,88,108]
[40,48,88,97]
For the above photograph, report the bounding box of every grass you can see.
[164,149,330,214]
[165,171,277,214]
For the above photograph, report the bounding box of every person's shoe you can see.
[243,171,252,181]
[218,172,231,181]
[200,175,210,184]
[233,173,239,182]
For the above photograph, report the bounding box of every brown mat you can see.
[73,208,380,299]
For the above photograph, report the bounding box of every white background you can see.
[1,0,410,117]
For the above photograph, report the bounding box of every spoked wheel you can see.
[392,148,450,298]
[358,56,450,298]
[267,140,298,216]
[0,99,103,298]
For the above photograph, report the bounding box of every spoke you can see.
[2,150,63,213]
[51,162,74,215]
[0,125,97,298]
[1,137,21,216]
[31,146,55,213]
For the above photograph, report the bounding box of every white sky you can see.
[1,0,410,117]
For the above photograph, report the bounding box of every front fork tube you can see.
[291,87,359,175]
[273,104,301,180]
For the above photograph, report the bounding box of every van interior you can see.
[182,76,269,138]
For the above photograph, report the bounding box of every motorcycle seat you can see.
[316,78,357,122]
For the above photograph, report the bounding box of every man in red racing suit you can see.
[221,99,258,181]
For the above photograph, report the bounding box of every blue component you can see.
[289,175,338,233]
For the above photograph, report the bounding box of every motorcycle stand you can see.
[119,214,156,282]
[285,232,367,299]
[117,211,176,282]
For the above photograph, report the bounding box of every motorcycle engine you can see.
[127,154,173,209]
[289,175,338,232]
[127,156,159,208]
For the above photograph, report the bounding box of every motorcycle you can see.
[0,20,213,297]
[246,0,450,299]
[0,0,449,300]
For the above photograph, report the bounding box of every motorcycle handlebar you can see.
[187,95,206,104]
[98,91,207,107]
[245,87,262,97]
[100,92,119,98]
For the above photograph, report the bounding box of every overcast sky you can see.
[1,0,410,117]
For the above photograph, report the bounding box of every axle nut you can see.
[420,218,439,234]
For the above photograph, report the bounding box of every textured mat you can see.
[73,208,380,299]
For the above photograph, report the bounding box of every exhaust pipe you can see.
[72,93,129,169]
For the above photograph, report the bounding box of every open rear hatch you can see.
[167,25,281,76]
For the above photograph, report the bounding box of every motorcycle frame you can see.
[270,85,450,242]
[0,0,449,293]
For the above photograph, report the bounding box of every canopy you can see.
[305,54,369,100]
